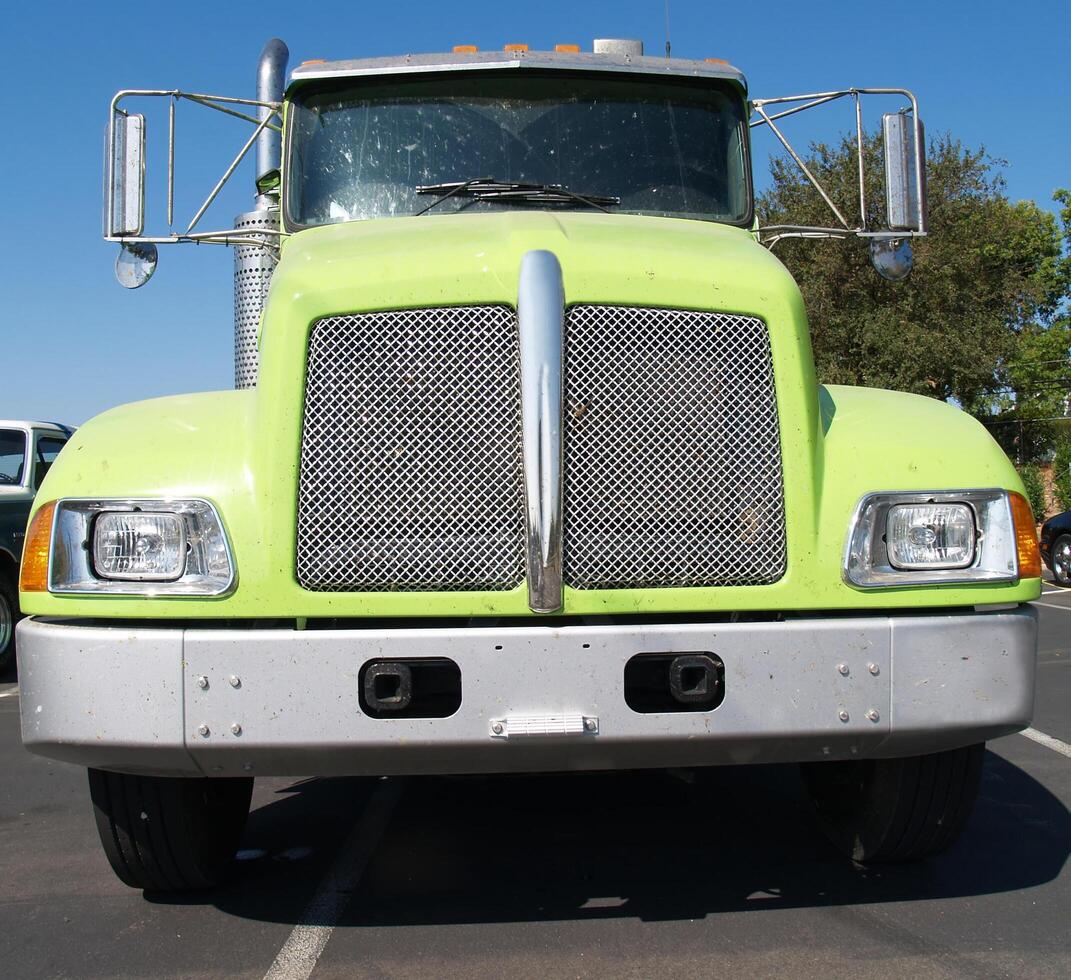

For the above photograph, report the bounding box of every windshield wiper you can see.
[415,177,620,215]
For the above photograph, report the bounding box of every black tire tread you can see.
[802,743,984,864]
[0,571,18,671]
[88,769,252,890]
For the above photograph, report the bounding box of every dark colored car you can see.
[0,421,73,670]
[1040,509,1071,586]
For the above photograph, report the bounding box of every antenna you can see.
[664,0,672,57]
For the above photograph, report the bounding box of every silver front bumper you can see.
[17,609,1037,777]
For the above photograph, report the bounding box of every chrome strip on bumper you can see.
[17,608,1037,777]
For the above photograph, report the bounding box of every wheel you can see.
[800,743,984,863]
[0,573,18,673]
[1051,533,1071,586]
[88,769,253,890]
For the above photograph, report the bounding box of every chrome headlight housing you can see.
[844,490,1019,587]
[49,499,235,595]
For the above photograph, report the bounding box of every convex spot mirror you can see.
[105,112,146,238]
[870,237,913,282]
[115,241,158,289]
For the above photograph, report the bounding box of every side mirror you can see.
[105,111,145,237]
[882,112,926,233]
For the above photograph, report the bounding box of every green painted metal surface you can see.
[21,210,1039,617]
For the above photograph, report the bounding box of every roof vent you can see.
[593,38,643,57]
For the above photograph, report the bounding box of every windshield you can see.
[287,72,750,227]
[0,429,26,487]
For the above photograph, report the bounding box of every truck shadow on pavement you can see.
[154,750,1069,924]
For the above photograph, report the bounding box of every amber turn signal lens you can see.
[1009,492,1041,579]
[19,500,56,593]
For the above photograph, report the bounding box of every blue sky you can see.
[1,0,1067,425]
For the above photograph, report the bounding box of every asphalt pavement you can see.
[1,596,1068,980]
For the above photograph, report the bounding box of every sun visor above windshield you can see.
[287,49,747,95]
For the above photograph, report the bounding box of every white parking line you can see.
[1032,600,1071,611]
[1020,727,1071,759]
[0,686,19,699]
[263,777,405,980]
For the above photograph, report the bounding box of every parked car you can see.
[0,421,73,669]
[1040,510,1071,586]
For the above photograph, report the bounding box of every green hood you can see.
[267,211,795,321]
[21,210,1037,619]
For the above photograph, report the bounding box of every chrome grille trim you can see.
[518,250,565,613]
[562,305,786,590]
[297,306,525,592]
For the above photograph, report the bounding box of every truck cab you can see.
[0,420,71,669]
[15,40,1040,891]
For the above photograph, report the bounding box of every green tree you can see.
[986,318,1071,462]
[1054,439,1071,512]
[758,134,1069,424]
[1017,463,1047,520]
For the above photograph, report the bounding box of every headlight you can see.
[23,498,235,596]
[844,489,1038,587]
[93,511,187,581]
[885,502,975,570]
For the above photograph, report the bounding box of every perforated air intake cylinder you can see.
[233,209,278,388]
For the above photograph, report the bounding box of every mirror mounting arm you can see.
[751,87,928,242]
[751,87,927,277]
[752,101,852,231]
[104,89,284,244]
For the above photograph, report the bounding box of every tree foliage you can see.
[1017,463,1047,520]
[1054,440,1071,512]
[988,319,1071,461]
[757,133,1070,432]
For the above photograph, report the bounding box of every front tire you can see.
[0,573,17,673]
[1051,533,1071,586]
[88,769,253,890]
[801,743,984,863]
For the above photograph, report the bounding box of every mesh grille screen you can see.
[298,304,786,593]
[297,306,525,591]
[562,305,786,590]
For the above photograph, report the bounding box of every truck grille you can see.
[297,305,786,593]
[297,306,525,591]
[563,306,786,589]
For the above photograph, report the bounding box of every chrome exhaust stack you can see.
[255,37,289,210]
[234,38,289,389]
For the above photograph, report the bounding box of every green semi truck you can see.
[17,38,1041,891]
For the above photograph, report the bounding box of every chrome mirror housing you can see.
[883,112,926,232]
[105,112,145,238]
